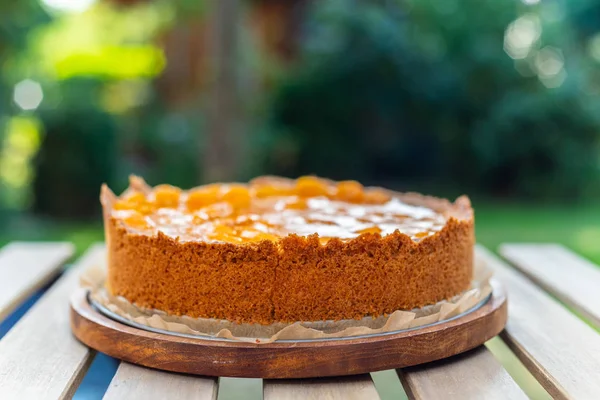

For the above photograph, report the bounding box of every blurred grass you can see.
[475,202,600,265]
[0,218,104,257]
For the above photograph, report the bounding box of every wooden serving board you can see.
[70,279,507,379]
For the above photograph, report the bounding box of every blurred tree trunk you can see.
[249,0,306,64]
[203,0,240,183]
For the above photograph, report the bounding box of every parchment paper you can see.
[81,258,492,343]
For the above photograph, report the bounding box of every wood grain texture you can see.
[103,362,218,400]
[0,244,105,400]
[477,245,600,400]
[0,242,74,321]
[500,243,600,327]
[264,375,380,400]
[70,279,506,379]
[397,346,527,400]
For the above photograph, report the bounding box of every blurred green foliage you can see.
[0,1,200,217]
[265,0,600,199]
[34,79,117,218]
[126,101,204,190]
[1,0,600,221]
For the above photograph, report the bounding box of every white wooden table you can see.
[0,241,599,400]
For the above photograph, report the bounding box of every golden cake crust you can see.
[101,176,474,325]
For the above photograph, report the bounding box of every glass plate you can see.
[89,291,491,343]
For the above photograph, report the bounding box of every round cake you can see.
[101,175,474,325]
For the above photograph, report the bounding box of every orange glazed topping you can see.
[111,177,447,243]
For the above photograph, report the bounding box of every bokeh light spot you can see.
[539,69,567,88]
[13,79,44,111]
[534,46,564,78]
[0,117,42,210]
[588,34,600,62]
[42,0,96,13]
[533,46,566,88]
[504,14,541,60]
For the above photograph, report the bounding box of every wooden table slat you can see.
[264,375,380,400]
[103,363,218,400]
[0,242,74,321]
[0,244,105,400]
[477,245,600,400]
[500,243,600,327]
[397,346,527,400]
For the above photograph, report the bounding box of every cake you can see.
[101,176,474,325]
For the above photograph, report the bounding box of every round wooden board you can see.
[70,279,507,379]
